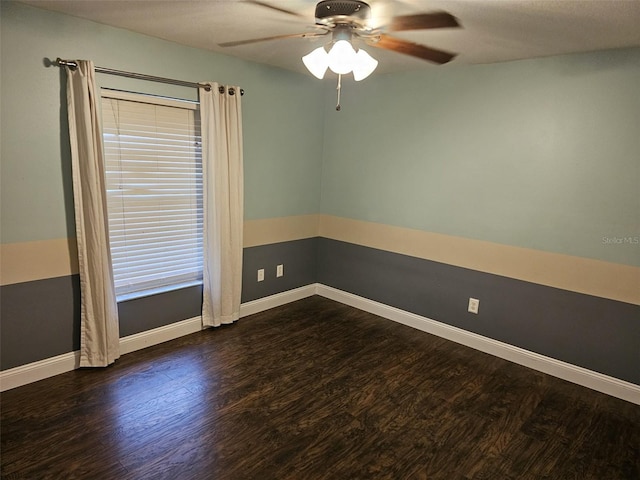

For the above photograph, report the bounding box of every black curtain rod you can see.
[55,58,244,96]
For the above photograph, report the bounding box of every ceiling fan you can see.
[220,0,461,109]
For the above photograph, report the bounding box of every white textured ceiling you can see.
[20,0,640,75]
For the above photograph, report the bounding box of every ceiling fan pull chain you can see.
[336,73,342,111]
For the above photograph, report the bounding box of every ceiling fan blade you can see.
[388,12,460,31]
[245,0,305,18]
[368,35,457,64]
[219,31,328,48]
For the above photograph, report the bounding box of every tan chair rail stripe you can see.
[319,215,640,306]
[0,216,321,286]
[243,215,320,248]
[3,215,637,306]
[1,238,80,286]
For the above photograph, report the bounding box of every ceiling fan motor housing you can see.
[315,0,371,24]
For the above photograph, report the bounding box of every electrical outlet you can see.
[468,297,479,314]
[276,264,284,277]
[257,269,265,282]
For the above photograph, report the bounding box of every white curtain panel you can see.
[200,83,244,327]
[66,60,120,366]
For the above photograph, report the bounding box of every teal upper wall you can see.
[0,1,324,244]
[320,49,640,266]
[2,2,638,267]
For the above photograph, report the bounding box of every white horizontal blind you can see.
[101,89,202,298]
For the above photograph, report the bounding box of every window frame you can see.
[100,88,203,302]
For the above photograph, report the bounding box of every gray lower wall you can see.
[118,285,203,338]
[1,275,81,370]
[0,238,318,370]
[317,238,640,385]
[241,238,318,303]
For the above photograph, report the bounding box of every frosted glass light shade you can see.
[352,49,378,81]
[303,42,378,80]
[327,40,357,75]
[302,47,329,79]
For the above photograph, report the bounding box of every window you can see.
[101,89,202,300]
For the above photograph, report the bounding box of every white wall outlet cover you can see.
[276,264,284,277]
[257,269,265,282]
[468,298,480,314]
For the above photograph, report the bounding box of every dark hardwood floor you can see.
[2,296,639,479]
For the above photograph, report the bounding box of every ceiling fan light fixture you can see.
[327,39,357,75]
[302,46,330,79]
[303,38,378,81]
[352,48,378,81]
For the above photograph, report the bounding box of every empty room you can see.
[1,0,639,478]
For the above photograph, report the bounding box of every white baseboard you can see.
[117,284,318,357]
[0,318,205,392]
[0,351,81,392]
[239,284,317,317]
[0,285,318,392]
[119,316,203,355]
[3,283,638,405]
[316,284,640,405]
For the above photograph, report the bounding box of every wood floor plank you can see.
[2,296,639,479]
